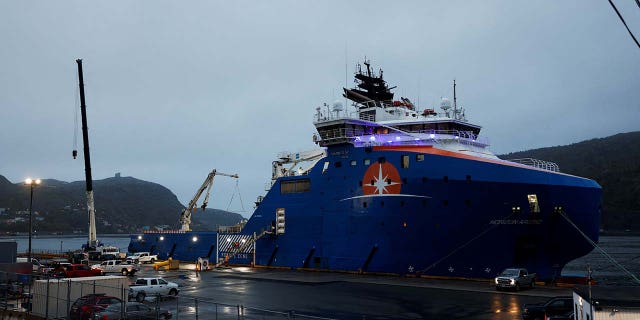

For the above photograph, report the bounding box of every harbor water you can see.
[0,234,130,253]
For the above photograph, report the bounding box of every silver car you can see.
[92,302,171,320]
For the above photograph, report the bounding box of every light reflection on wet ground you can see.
[131,265,572,319]
[128,236,640,319]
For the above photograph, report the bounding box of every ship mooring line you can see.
[559,211,640,285]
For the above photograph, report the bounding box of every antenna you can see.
[453,79,457,120]
[345,43,348,114]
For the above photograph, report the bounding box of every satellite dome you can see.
[440,98,452,110]
[332,100,344,112]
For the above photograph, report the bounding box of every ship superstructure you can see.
[130,60,601,280]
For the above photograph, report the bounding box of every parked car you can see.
[495,268,536,291]
[129,277,179,302]
[91,260,138,276]
[69,293,122,320]
[126,252,158,264]
[57,264,104,278]
[16,257,44,272]
[92,301,172,320]
[522,297,574,320]
[41,261,71,275]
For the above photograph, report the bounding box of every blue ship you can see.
[129,60,601,280]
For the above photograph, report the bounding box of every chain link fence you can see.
[0,270,335,320]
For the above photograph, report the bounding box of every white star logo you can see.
[408,265,414,273]
[370,164,401,195]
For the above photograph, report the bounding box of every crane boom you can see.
[75,59,98,249]
[179,169,239,231]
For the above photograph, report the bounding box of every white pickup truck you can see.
[91,260,139,276]
[126,252,158,264]
[129,277,180,302]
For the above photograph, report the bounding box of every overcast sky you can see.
[1,1,639,218]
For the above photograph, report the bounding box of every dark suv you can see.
[522,297,573,320]
[69,293,122,320]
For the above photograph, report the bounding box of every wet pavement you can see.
[129,263,574,320]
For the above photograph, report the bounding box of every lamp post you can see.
[25,178,41,262]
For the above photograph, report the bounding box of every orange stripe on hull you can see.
[371,145,573,177]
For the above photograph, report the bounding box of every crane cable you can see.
[608,0,640,49]
[559,211,640,285]
[226,180,246,213]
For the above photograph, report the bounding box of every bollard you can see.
[175,296,179,320]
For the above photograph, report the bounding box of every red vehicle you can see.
[69,293,122,320]
[56,264,103,278]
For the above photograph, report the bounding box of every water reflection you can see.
[490,294,523,320]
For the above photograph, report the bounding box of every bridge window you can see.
[401,155,409,168]
[280,179,311,194]
[528,194,540,213]
[350,160,357,166]
[335,161,342,168]
[364,159,371,166]
[416,154,424,161]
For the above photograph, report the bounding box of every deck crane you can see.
[272,149,326,180]
[179,169,239,232]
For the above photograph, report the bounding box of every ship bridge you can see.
[313,99,490,158]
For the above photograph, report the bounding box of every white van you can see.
[16,257,43,272]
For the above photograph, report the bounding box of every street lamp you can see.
[25,178,41,263]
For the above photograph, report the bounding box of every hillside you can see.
[1,131,638,235]
[500,131,640,232]
[0,175,244,234]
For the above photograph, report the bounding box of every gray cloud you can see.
[1,1,639,217]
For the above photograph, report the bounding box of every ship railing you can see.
[358,112,375,122]
[217,225,243,234]
[218,220,247,234]
[316,126,490,148]
[314,107,361,123]
[507,158,560,172]
[317,127,362,146]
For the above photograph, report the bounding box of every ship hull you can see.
[129,146,601,280]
